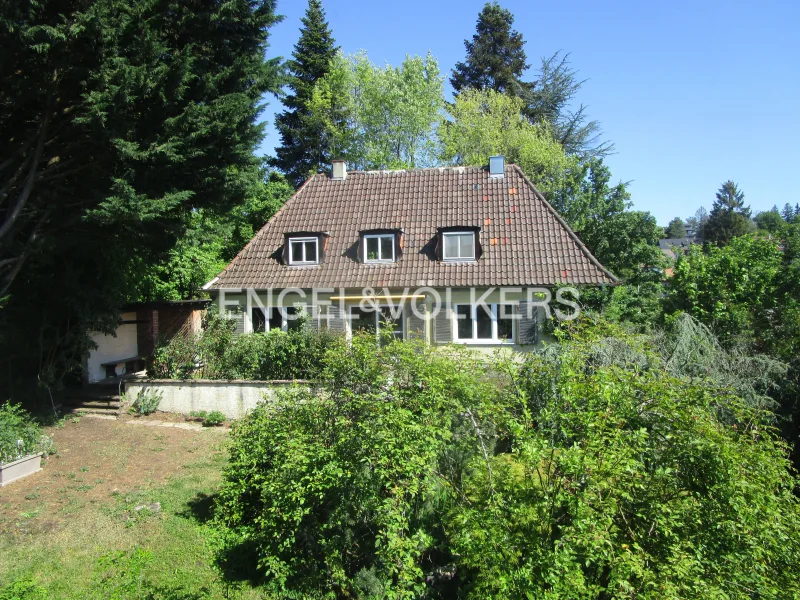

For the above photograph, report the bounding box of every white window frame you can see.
[442,231,476,261]
[251,306,307,333]
[288,237,319,265]
[452,303,515,344]
[363,233,395,263]
[348,305,405,340]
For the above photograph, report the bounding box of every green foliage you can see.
[189,410,226,427]
[664,217,687,238]
[128,389,162,417]
[136,169,294,301]
[213,323,800,598]
[451,2,529,95]
[549,159,665,280]
[0,402,52,464]
[0,0,282,392]
[308,51,445,170]
[702,180,755,245]
[150,310,344,381]
[603,281,666,328]
[0,579,49,600]
[214,336,497,597]
[272,0,339,186]
[754,207,786,234]
[667,235,783,346]
[438,89,573,195]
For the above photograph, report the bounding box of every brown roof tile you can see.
[210,165,617,289]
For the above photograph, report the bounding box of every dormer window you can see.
[442,231,476,261]
[364,233,395,263]
[288,237,319,265]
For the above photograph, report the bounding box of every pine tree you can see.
[271,0,338,186]
[703,181,754,245]
[450,2,529,94]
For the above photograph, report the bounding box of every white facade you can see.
[86,312,139,383]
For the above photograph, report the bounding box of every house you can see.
[658,237,698,260]
[205,158,616,350]
[86,300,209,382]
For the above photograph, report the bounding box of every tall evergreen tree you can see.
[703,181,754,245]
[450,2,529,94]
[271,0,338,186]
[0,0,282,393]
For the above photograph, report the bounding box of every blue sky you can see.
[259,0,799,225]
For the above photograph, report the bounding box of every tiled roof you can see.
[210,164,617,289]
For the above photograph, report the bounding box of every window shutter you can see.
[228,305,246,338]
[326,304,347,333]
[406,307,427,341]
[305,304,322,330]
[433,303,452,344]
[516,301,540,345]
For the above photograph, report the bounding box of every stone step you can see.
[64,399,122,409]
[64,406,120,417]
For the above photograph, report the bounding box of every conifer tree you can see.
[703,181,754,245]
[272,0,338,186]
[450,2,529,94]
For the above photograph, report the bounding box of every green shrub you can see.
[213,322,800,598]
[0,402,52,464]
[0,577,49,600]
[150,309,344,381]
[202,410,226,427]
[128,389,162,416]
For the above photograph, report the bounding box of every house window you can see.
[288,237,319,265]
[453,304,514,343]
[349,305,404,340]
[443,232,476,261]
[251,306,303,332]
[364,234,395,263]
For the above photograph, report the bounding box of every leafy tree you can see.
[136,170,294,301]
[667,235,783,347]
[271,0,338,186]
[0,0,281,393]
[450,2,529,95]
[308,52,444,170]
[665,217,687,238]
[703,180,754,245]
[438,89,572,194]
[755,207,786,234]
[549,159,664,280]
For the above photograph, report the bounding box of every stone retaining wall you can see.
[124,379,307,419]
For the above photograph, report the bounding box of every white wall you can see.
[124,380,301,419]
[87,312,139,382]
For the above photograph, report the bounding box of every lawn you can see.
[0,416,262,599]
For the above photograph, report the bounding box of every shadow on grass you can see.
[215,538,265,586]
[180,491,265,587]
[180,491,217,523]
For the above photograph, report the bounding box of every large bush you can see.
[213,324,800,598]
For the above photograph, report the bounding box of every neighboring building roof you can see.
[658,237,698,260]
[210,164,617,290]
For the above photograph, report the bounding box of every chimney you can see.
[331,159,347,181]
[489,155,505,178]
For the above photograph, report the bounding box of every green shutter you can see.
[517,301,540,345]
[433,303,452,344]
